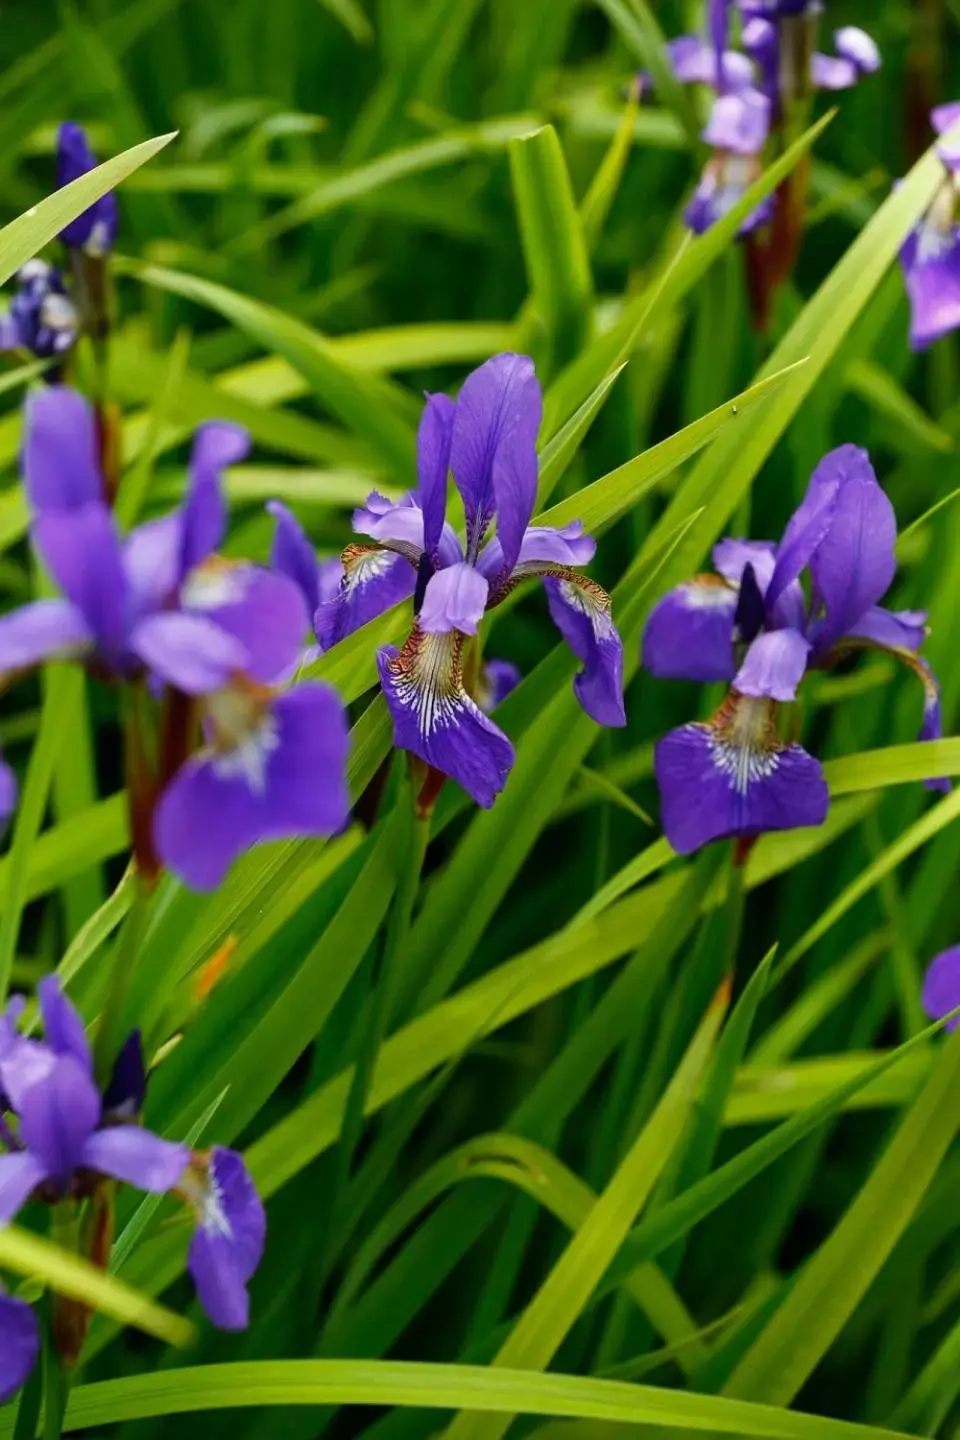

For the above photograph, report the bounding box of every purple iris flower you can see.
[922,947,960,1031]
[325,354,625,808]
[0,980,266,1340]
[0,386,351,890]
[57,121,118,255]
[899,107,960,350]
[0,260,79,359]
[643,444,946,855]
[476,659,522,713]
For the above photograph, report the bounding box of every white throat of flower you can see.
[182,561,247,612]
[917,177,960,264]
[207,685,280,795]
[707,693,782,796]
[179,1158,234,1238]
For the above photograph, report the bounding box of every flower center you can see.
[207,682,279,795]
[917,179,959,264]
[182,557,246,612]
[707,692,782,795]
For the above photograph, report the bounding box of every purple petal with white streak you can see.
[182,565,308,685]
[319,543,417,649]
[655,707,829,854]
[154,684,350,891]
[834,27,880,74]
[643,579,737,682]
[378,628,515,808]
[187,1148,266,1331]
[900,223,960,350]
[702,89,770,155]
[544,573,626,727]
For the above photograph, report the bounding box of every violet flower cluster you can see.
[643,444,945,855]
[641,1,878,237]
[305,353,626,808]
[0,979,264,1401]
[899,103,960,350]
[0,384,350,891]
[1,123,116,364]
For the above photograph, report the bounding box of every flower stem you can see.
[93,880,153,1089]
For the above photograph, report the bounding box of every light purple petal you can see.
[834,27,880,74]
[0,599,92,671]
[844,605,927,653]
[477,660,521,713]
[544,573,626,727]
[268,501,320,615]
[654,703,829,855]
[186,1148,266,1331]
[702,89,770,156]
[23,386,103,514]
[449,353,542,566]
[734,628,811,700]
[81,1126,189,1192]
[807,446,896,651]
[667,35,754,89]
[418,392,456,561]
[713,538,776,588]
[17,1055,100,1182]
[320,543,417,649]
[32,504,128,662]
[179,422,250,578]
[0,1290,40,1402]
[123,514,183,620]
[0,1038,56,1115]
[38,978,91,1072]
[131,612,250,694]
[0,1151,48,1223]
[352,491,462,566]
[479,522,596,586]
[811,54,858,91]
[181,565,308,685]
[922,946,960,1029]
[154,684,350,891]
[933,102,960,136]
[900,221,960,350]
[742,17,776,59]
[419,561,489,636]
[0,761,15,831]
[643,579,737,682]
[378,628,515,808]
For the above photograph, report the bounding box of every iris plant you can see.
[899,104,960,350]
[319,353,625,808]
[0,385,350,890]
[0,980,265,1399]
[643,444,945,854]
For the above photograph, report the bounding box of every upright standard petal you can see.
[378,627,515,808]
[765,448,847,616]
[419,562,489,636]
[154,684,350,891]
[82,1126,190,1192]
[544,574,626,727]
[0,1291,39,1403]
[417,392,457,561]
[102,1030,147,1120]
[734,628,811,701]
[268,501,321,615]
[655,694,829,854]
[185,1148,266,1331]
[179,422,251,578]
[643,578,737,683]
[807,446,896,651]
[922,947,960,1030]
[38,978,91,1072]
[32,504,128,664]
[181,565,309,685]
[57,121,118,252]
[449,353,541,568]
[123,514,183,620]
[23,386,103,514]
[0,600,92,673]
